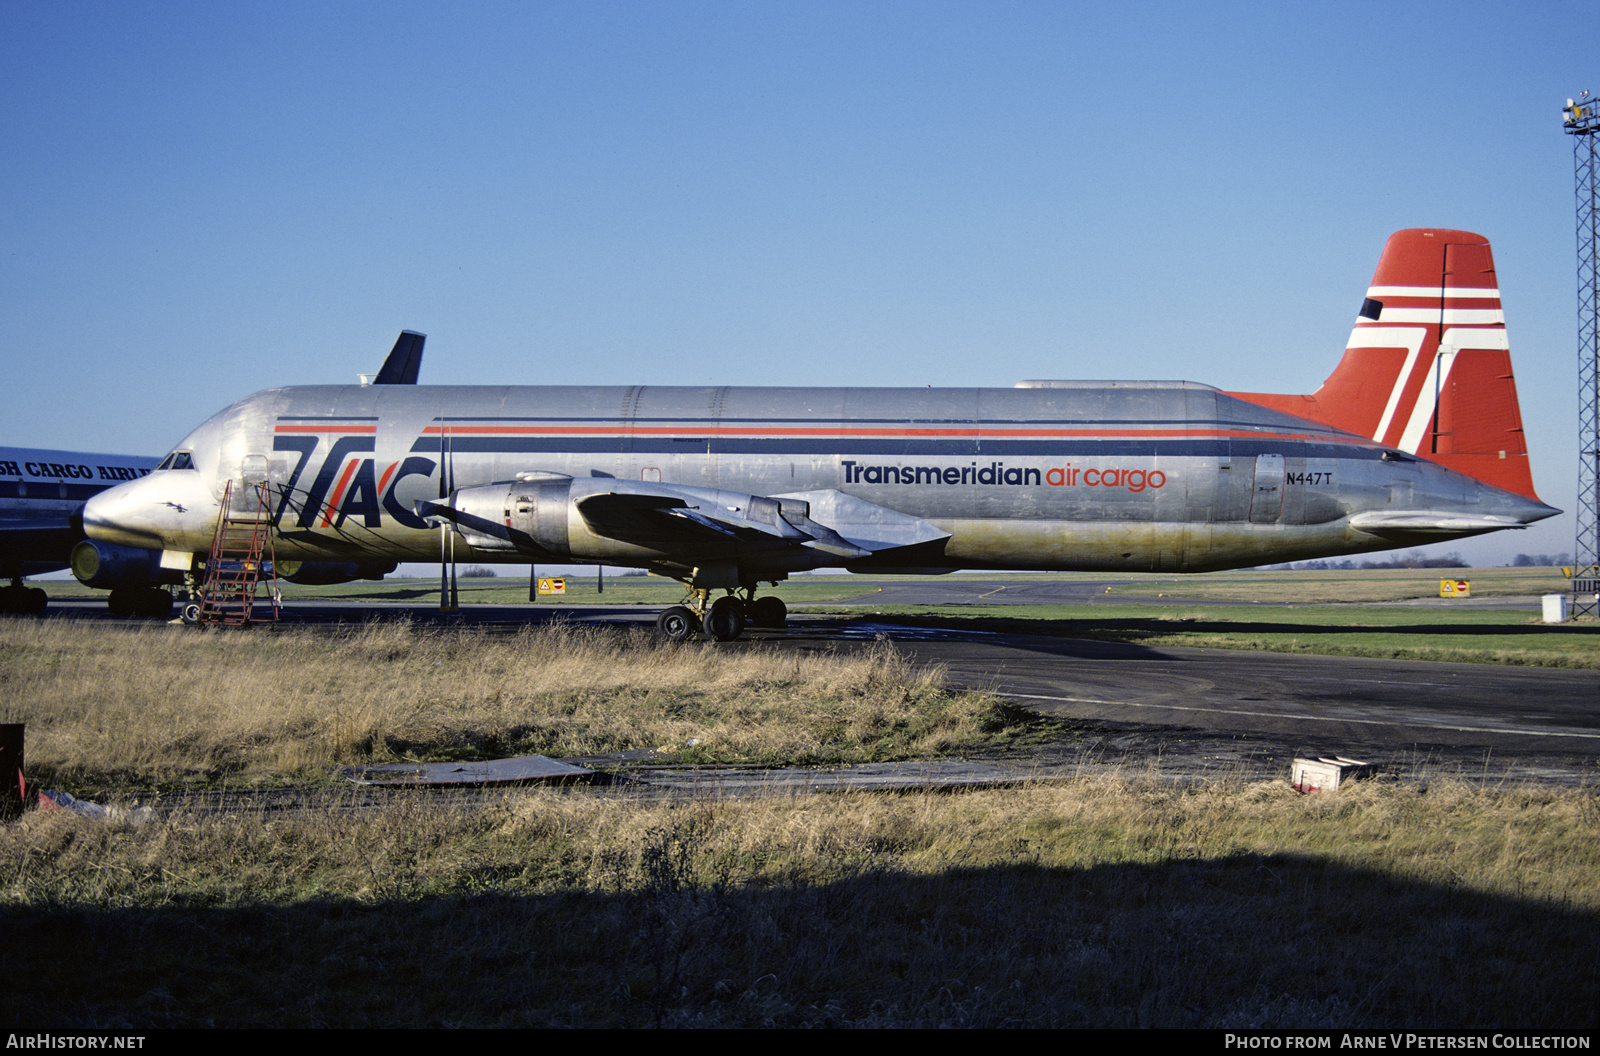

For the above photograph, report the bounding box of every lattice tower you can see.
[1564,96,1600,615]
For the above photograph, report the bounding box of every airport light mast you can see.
[1564,94,1600,616]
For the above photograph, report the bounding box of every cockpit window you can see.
[156,451,196,471]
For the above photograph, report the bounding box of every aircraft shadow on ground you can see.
[875,612,1600,642]
[6,851,1594,1028]
[295,587,441,601]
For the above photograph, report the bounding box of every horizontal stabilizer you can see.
[1348,510,1528,533]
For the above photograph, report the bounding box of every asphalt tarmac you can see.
[822,576,1551,609]
[39,588,1600,789]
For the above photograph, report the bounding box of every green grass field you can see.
[857,606,1600,667]
[39,563,1576,605]
[341,567,1597,668]
[40,566,1597,666]
[808,568,1597,667]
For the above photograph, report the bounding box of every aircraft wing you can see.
[577,483,948,562]
[772,489,954,553]
[575,491,836,553]
[420,478,949,566]
[0,521,82,575]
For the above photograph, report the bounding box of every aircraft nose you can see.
[82,477,167,549]
[83,472,217,552]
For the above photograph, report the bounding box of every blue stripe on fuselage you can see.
[0,481,111,502]
[406,436,1366,460]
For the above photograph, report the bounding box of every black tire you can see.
[140,588,174,618]
[656,605,697,641]
[704,597,746,642]
[181,602,203,626]
[107,588,135,618]
[24,587,47,614]
[0,586,19,614]
[749,596,787,628]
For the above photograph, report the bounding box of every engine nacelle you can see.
[274,559,398,585]
[446,480,574,556]
[428,476,851,578]
[70,540,186,589]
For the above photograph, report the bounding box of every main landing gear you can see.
[0,579,47,614]
[106,586,175,618]
[655,588,788,642]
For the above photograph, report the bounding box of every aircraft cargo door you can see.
[1249,454,1285,524]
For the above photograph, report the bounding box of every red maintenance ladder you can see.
[195,479,279,627]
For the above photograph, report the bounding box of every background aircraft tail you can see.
[1228,228,1541,502]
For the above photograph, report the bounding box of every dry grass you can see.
[2,776,1596,1027]
[4,616,1596,1027]
[0,619,1014,791]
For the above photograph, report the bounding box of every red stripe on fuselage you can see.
[321,459,361,527]
[416,424,1362,443]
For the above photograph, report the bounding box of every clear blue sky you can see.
[2,0,1592,564]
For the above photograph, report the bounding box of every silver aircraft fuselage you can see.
[82,378,1556,579]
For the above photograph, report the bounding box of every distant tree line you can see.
[1511,553,1574,567]
[1262,550,1468,571]
[1289,552,1466,571]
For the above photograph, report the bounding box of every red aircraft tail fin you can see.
[1228,229,1541,502]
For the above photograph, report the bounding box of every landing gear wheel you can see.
[107,588,136,618]
[181,602,203,626]
[704,596,746,642]
[748,596,787,628]
[24,587,47,614]
[656,605,697,641]
[140,588,173,618]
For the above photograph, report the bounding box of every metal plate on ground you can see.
[340,755,595,787]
